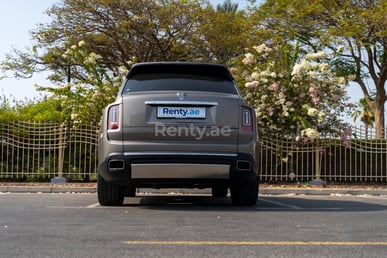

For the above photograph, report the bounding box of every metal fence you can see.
[0,121,98,181]
[259,126,387,182]
[0,120,386,182]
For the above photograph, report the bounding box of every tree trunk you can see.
[373,97,385,139]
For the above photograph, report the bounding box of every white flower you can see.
[84,52,102,65]
[301,128,320,139]
[317,112,326,122]
[64,49,72,55]
[113,76,122,83]
[78,40,86,47]
[291,60,310,76]
[259,70,271,77]
[230,67,237,73]
[242,53,255,65]
[319,63,330,73]
[253,44,272,55]
[245,81,259,88]
[102,79,111,87]
[119,66,129,75]
[70,113,78,120]
[279,91,285,100]
[305,51,328,61]
[338,77,347,85]
[307,108,318,117]
[253,44,266,54]
[251,71,260,80]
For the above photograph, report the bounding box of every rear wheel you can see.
[125,184,136,197]
[230,177,259,206]
[97,173,124,206]
[211,186,228,198]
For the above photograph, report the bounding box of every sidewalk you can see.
[1,182,386,196]
[0,183,97,194]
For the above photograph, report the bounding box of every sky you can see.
[0,0,57,102]
[0,0,363,124]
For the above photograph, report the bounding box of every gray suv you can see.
[98,62,259,206]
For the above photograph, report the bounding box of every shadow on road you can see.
[120,194,387,212]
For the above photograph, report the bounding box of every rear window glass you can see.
[122,64,238,95]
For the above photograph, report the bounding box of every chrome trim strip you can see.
[124,152,237,157]
[145,101,218,106]
[131,163,230,179]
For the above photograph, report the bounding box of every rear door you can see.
[120,63,241,153]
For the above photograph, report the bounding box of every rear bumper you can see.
[98,152,257,188]
[131,163,230,179]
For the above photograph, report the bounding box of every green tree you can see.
[191,1,251,64]
[216,0,238,14]
[351,98,375,138]
[253,0,387,138]
[1,0,255,125]
[0,96,63,122]
[0,0,200,125]
[1,0,205,83]
[38,41,130,125]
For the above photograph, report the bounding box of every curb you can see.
[1,185,387,196]
[0,186,97,194]
[259,188,387,196]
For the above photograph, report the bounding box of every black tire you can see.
[230,177,259,206]
[125,184,136,197]
[211,186,228,198]
[97,173,124,206]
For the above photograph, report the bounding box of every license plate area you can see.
[157,106,206,119]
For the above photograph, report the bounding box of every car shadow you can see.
[120,194,387,212]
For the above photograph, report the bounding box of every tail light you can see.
[107,105,119,130]
[242,107,253,131]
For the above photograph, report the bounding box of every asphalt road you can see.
[1,192,387,258]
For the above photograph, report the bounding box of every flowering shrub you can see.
[232,44,353,142]
[45,41,135,126]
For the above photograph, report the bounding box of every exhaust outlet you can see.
[108,159,125,171]
[236,160,252,171]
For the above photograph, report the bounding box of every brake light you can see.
[242,107,253,131]
[107,105,119,130]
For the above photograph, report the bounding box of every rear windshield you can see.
[122,64,238,95]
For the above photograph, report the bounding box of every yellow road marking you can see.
[123,241,387,246]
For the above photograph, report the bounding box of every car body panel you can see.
[98,62,258,190]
